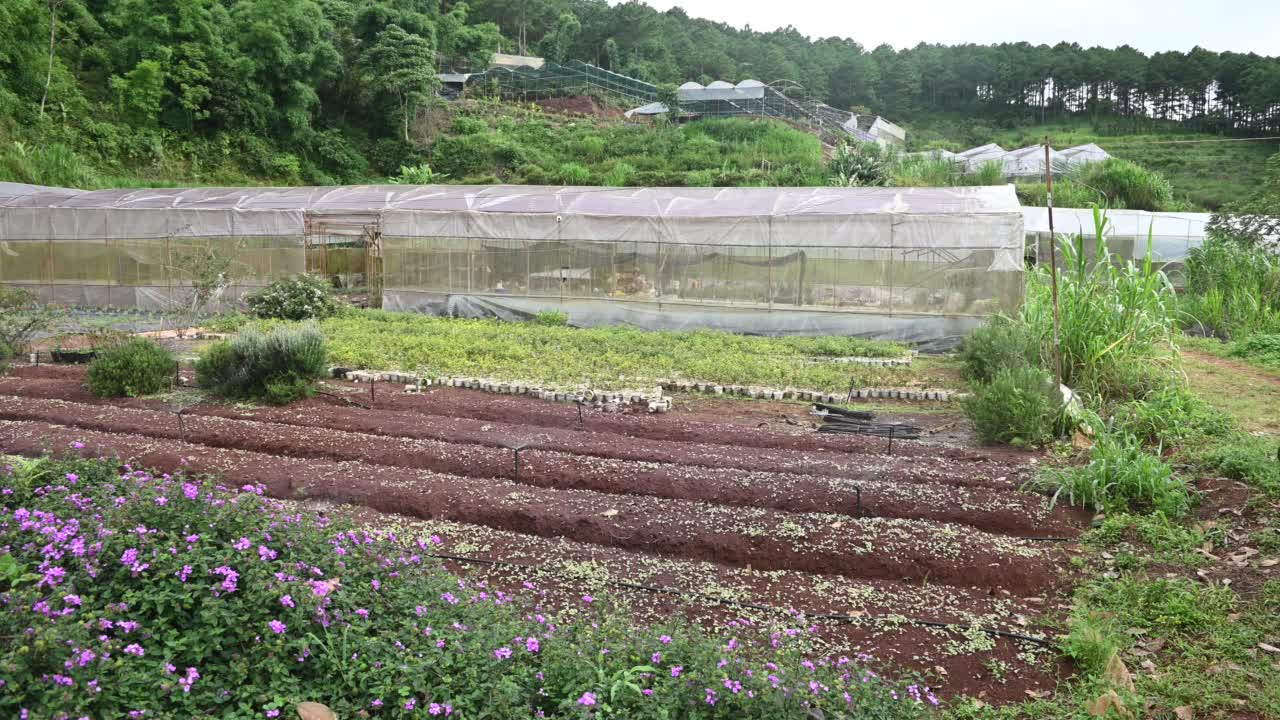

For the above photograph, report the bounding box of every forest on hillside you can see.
[1,0,1279,190]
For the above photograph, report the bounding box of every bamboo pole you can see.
[1044,137,1063,388]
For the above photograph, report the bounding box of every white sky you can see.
[633,0,1280,56]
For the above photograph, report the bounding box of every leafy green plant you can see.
[1039,431,1189,516]
[959,316,1039,384]
[86,338,175,398]
[1110,386,1231,446]
[196,325,328,405]
[245,274,342,321]
[390,162,447,184]
[1199,435,1280,494]
[1228,333,1280,370]
[531,309,569,326]
[827,141,888,187]
[0,340,12,375]
[962,366,1063,447]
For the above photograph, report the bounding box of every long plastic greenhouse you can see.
[0,182,1026,345]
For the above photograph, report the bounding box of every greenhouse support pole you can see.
[1044,138,1063,388]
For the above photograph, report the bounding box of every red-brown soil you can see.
[0,363,1084,703]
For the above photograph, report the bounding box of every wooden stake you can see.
[1044,137,1064,389]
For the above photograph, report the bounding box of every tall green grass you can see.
[1021,207,1179,399]
[1182,236,1280,338]
[1039,431,1188,517]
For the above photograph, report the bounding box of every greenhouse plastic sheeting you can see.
[1021,207,1209,286]
[2,183,1025,344]
[381,292,986,352]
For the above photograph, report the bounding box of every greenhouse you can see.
[0,183,1026,345]
[1022,206,1209,285]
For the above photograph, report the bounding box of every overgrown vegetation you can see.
[196,325,328,405]
[0,453,929,719]
[245,274,344,322]
[86,338,174,398]
[1181,236,1280,339]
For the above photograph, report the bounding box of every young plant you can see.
[962,366,1063,447]
[1039,431,1189,517]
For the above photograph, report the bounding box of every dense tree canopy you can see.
[1,0,1278,188]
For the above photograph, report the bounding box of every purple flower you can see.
[233,537,251,551]
[65,473,78,483]
[659,634,672,644]
[525,637,540,653]
[120,548,139,566]
[581,595,594,604]
[671,666,683,678]
[429,534,442,545]
[280,595,295,608]
[494,647,513,660]
[269,620,287,635]
[63,594,82,607]
[404,698,416,711]
[123,644,145,657]
[72,441,85,449]
[441,592,457,605]
[578,692,597,707]
[651,652,662,663]
[182,483,199,500]
[266,711,280,718]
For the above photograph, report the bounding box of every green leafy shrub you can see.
[531,310,569,326]
[1229,333,1280,370]
[1076,158,1174,211]
[959,317,1039,384]
[86,339,175,398]
[1040,431,1189,516]
[244,274,342,321]
[0,454,928,719]
[196,325,328,405]
[0,339,12,374]
[963,366,1063,447]
[827,141,888,187]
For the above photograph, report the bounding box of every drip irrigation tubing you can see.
[424,550,1060,649]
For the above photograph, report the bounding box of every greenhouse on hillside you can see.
[0,183,1026,346]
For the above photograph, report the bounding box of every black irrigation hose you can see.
[425,551,1060,649]
[315,389,373,410]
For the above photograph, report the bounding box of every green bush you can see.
[0,454,928,720]
[196,325,328,405]
[959,317,1039,384]
[1076,158,1174,211]
[1041,431,1189,516]
[1200,435,1280,494]
[531,309,569,326]
[86,339,175,398]
[244,274,342,321]
[0,339,12,374]
[963,366,1063,447]
[1229,333,1280,369]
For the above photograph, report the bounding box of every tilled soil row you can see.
[4,363,962,457]
[0,374,1031,489]
[0,394,1079,536]
[0,420,1059,593]
[293,504,1066,704]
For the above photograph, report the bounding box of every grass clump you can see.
[86,339,174,398]
[0,454,929,720]
[1181,236,1280,339]
[1228,333,1280,370]
[245,274,343,321]
[963,366,1063,447]
[196,325,327,405]
[1039,431,1188,517]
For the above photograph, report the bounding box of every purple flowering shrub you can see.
[0,454,934,719]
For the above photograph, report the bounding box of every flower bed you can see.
[1,453,934,719]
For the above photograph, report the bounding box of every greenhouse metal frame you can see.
[1,183,1026,346]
